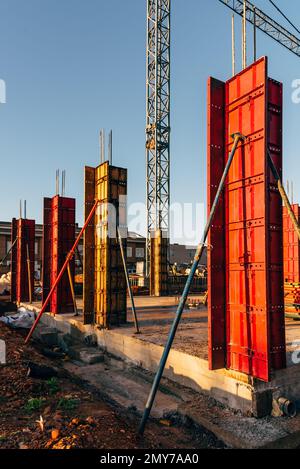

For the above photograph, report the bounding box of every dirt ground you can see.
[0,322,225,450]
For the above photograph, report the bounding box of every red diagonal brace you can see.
[25,199,99,344]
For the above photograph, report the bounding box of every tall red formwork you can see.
[283,204,300,283]
[207,78,226,369]
[10,218,18,302]
[42,198,52,307]
[208,57,286,381]
[11,218,35,303]
[42,196,75,313]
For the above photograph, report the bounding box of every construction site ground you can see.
[0,319,226,450]
[2,295,300,449]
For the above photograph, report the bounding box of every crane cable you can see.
[268,0,300,36]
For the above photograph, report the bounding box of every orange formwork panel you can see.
[208,57,286,382]
[283,204,300,283]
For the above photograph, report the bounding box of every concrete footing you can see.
[24,304,300,419]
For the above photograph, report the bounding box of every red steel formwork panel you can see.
[42,198,52,307]
[42,196,75,313]
[207,78,226,370]
[208,57,286,381]
[11,219,35,304]
[10,218,18,302]
[283,204,300,283]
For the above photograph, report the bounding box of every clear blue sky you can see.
[0,0,299,242]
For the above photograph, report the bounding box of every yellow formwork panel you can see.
[93,162,127,327]
[150,229,169,297]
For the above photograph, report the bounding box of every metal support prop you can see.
[268,151,300,242]
[138,133,245,434]
[26,243,32,304]
[0,237,18,266]
[67,262,78,316]
[76,246,83,270]
[253,6,257,61]
[117,227,140,334]
[25,199,100,344]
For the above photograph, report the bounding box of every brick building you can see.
[0,221,206,278]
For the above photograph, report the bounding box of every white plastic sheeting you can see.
[0,307,36,329]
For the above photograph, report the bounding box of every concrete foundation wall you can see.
[29,310,300,417]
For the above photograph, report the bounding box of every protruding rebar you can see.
[232,14,236,76]
[242,0,247,69]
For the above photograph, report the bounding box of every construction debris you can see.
[285,282,300,315]
[0,272,10,295]
[0,307,35,329]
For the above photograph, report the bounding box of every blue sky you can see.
[0,0,299,242]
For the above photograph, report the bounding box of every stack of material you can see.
[0,272,11,295]
[284,281,300,314]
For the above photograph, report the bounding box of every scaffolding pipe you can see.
[117,227,140,334]
[25,199,100,344]
[138,132,245,435]
[253,6,257,61]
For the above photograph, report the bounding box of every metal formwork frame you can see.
[83,162,127,327]
[146,0,171,276]
[42,196,75,314]
[11,218,35,304]
[208,57,286,382]
[207,78,226,370]
[283,204,300,283]
[150,229,169,297]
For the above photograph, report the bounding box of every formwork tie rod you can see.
[138,132,245,435]
[25,199,99,344]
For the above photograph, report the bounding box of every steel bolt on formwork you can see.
[138,133,245,435]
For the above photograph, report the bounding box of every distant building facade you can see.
[0,221,206,277]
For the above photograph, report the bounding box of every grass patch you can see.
[46,377,60,395]
[24,398,46,413]
[57,398,80,411]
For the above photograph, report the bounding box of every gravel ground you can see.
[0,321,225,450]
